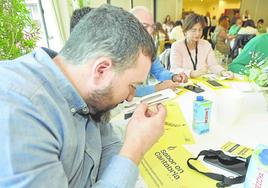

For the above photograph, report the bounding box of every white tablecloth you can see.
[111,79,268,188]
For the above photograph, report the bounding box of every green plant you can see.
[0,0,40,60]
[246,51,268,87]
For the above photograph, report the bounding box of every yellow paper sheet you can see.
[140,143,217,188]
[175,88,189,96]
[162,100,195,145]
[221,141,254,159]
[191,75,251,91]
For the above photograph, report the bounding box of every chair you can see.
[159,48,171,70]
[164,40,175,49]
[230,34,256,59]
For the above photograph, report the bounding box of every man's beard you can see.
[90,110,111,124]
[87,85,115,124]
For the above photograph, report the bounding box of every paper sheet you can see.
[162,100,195,145]
[139,143,217,188]
[221,141,254,159]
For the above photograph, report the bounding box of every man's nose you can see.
[126,91,135,102]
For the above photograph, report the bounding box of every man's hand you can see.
[172,72,188,83]
[155,80,180,92]
[120,103,166,164]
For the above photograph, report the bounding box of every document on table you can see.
[162,100,194,145]
[139,143,217,188]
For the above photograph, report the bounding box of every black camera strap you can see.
[187,150,249,188]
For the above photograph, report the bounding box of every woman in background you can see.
[153,22,169,41]
[238,19,258,35]
[153,22,169,55]
[163,15,174,33]
[170,13,234,78]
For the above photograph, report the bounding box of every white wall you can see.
[183,0,240,19]
[176,0,183,21]
[88,0,107,8]
[156,0,177,23]
[40,0,267,52]
[110,0,131,10]
[240,0,268,27]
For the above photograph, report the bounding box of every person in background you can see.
[70,6,93,32]
[163,15,174,33]
[169,20,184,41]
[170,13,234,79]
[203,11,211,40]
[238,19,258,35]
[210,15,217,34]
[153,22,169,41]
[228,18,243,50]
[229,18,243,36]
[257,19,266,34]
[212,15,234,57]
[242,9,251,22]
[0,5,167,187]
[229,33,268,74]
[181,11,187,25]
[153,22,170,55]
[130,6,188,97]
[230,11,240,26]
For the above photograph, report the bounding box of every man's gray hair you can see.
[129,6,151,16]
[60,4,155,71]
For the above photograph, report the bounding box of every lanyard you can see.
[185,39,198,70]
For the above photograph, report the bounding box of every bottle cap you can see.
[259,149,268,165]
[196,96,204,101]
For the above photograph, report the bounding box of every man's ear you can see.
[92,57,113,82]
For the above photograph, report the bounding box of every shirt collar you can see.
[34,48,89,115]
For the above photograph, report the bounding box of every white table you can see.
[178,81,268,188]
[111,79,268,188]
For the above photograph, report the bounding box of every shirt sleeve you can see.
[170,42,192,77]
[150,58,173,81]
[228,53,250,75]
[135,84,155,97]
[97,123,123,178]
[135,58,173,97]
[0,93,68,188]
[95,123,139,188]
[94,155,139,188]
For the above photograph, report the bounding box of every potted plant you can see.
[0,0,40,60]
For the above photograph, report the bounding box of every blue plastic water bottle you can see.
[192,96,212,134]
[244,145,268,188]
